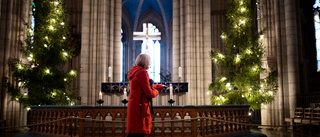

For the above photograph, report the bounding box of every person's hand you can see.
[162,85,168,90]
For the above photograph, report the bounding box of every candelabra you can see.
[121,99,128,137]
[168,99,175,137]
[97,99,104,106]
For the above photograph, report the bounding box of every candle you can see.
[99,91,102,100]
[123,88,127,100]
[169,84,173,100]
[178,67,182,78]
[108,66,112,78]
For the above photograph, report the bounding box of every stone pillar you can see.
[172,0,212,105]
[80,0,121,105]
[0,0,31,128]
[259,0,301,127]
[284,0,299,118]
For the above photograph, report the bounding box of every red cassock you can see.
[126,65,163,134]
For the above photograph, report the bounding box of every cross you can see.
[133,23,161,53]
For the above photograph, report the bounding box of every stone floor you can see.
[1,128,320,137]
[252,128,320,137]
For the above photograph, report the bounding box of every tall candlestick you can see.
[169,84,173,99]
[178,67,182,78]
[108,66,112,78]
[123,88,127,100]
[99,91,102,100]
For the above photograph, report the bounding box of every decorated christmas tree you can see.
[7,0,78,107]
[209,0,278,110]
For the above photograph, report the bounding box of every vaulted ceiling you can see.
[122,0,172,25]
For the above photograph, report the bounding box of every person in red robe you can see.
[126,54,165,137]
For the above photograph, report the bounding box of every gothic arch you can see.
[122,7,134,82]
[135,9,171,81]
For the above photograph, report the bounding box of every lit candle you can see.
[99,91,102,100]
[178,67,182,78]
[169,84,173,100]
[123,88,127,100]
[108,66,112,78]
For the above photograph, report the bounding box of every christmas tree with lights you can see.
[7,0,78,107]
[209,0,278,110]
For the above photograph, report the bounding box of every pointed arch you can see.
[135,9,171,82]
[122,7,134,82]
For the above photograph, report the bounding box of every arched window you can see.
[314,0,320,72]
[141,40,161,82]
[134,23,161,82]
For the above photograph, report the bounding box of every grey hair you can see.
[135,54,151,68]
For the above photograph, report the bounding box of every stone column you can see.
[284,0,299,118]
[0,0,31,128]
[80,0,121,105]
[172,0,212,105]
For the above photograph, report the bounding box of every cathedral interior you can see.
[0,0,320,133]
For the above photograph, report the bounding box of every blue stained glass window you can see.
[120,29,123,82]
[314,1,320,72]
[141,40,161,82]
[31,2,35,44]
[139,23,161,82]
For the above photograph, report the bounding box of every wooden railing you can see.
[29,105,250,137]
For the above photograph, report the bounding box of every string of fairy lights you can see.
[13,0,77,109]
[208,0,276,109]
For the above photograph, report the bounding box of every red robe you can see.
[126,65,163,134]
